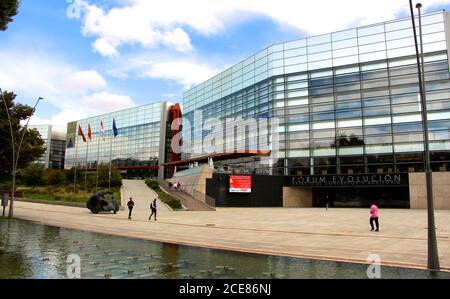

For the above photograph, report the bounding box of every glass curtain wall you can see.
[182,11,450,175]
[64,103,162,176]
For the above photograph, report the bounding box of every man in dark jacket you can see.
[149,199,157,221]
[127,198,135,220]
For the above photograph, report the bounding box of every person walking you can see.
[149,199,157,221]
[127,197,135,220]
[369,202,379,232]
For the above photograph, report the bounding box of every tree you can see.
[0,0,19,31]
[0,90,46,181]
[96,163,123,188]
[19,164,44,187]
[331,134,365,147]
[43,169,66,186]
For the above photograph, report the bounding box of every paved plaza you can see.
[11,201,450,271]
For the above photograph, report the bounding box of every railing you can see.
[157,180,215,211]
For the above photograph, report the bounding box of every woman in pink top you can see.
[370,202,379,232]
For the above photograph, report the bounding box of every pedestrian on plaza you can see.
[177,182,181,192]
[369,202,379,232]
[169,182,173,191]
[149,199,157,221]
[127,197,135,220]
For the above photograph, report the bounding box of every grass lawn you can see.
[16,186,122,206]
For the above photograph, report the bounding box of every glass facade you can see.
[64,102,167,179]
[182,11,450,176]
[30,125,66,169]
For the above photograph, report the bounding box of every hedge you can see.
[144,179,182,210]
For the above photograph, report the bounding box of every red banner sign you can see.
[229,175,252,193]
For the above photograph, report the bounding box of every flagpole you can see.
[84,140,89,199]
[73,125,79,199]
[108,133,113,189]
[95,132,101,191]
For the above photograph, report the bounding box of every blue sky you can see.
[1,0,450,126]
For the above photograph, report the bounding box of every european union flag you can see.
[67,137,74,148]
[113,118,119,138]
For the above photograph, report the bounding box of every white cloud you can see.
[92,38,120,57]
[31,92,135,126]
[79,0,195,56]
[0,50,136,126]
[144,61,220,89]
[80,91,134,112]
[79,0,450,57]
[162,28,193,53]
[63,70,107,93]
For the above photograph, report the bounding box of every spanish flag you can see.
[88,123,92,142]
[78,125,87,143]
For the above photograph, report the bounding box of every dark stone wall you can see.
[206,174,284,207]
[206,173,410,208]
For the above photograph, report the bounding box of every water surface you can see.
[0,219,448,279]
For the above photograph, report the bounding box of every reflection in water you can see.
[1,218,449,279]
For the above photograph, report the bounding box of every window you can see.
[364,106,391,117]
[393,122,423,133]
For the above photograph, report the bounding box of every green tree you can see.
[97,163,123,188]
[19,164,44,187]
[64,167,76,182]
[43,169,66,186]
[0,0,19,31]
[0,90,46,181]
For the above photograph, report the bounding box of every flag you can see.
[112,118,118,138]
[67,137,74,148]
[100,120,105,136]
[88,123,93,142]
[78,125,87,143]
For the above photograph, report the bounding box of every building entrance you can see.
[313,187,409,208]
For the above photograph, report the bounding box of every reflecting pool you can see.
[0,219,448,279]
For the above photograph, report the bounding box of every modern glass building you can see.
[64,102,171,179]
[63,11,450,209]
[180,11,450,208]
[29,125,66,169]
[183,11,450,174]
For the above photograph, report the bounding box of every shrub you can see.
[64,167,76,182]
[0,181,12,193]
[144,178,182,210]
[96,163,122,188]
[158,191,182,210]
[19,164,44,187]
[144,178,160,191]
[43,169,66,186]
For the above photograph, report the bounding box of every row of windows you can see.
[185,51,447,110]
[184,13,445,109]
[187,58,449,117]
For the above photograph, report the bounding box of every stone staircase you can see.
[157,179,215,211]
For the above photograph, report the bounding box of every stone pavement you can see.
[121,179,170,214]
[11,201,450,271]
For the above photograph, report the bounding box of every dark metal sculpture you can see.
[87,190,119,214]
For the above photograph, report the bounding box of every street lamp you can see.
[8,96,44,218]
[408,1,440,270]
[0,88,15,218]
[0,88,43,218]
